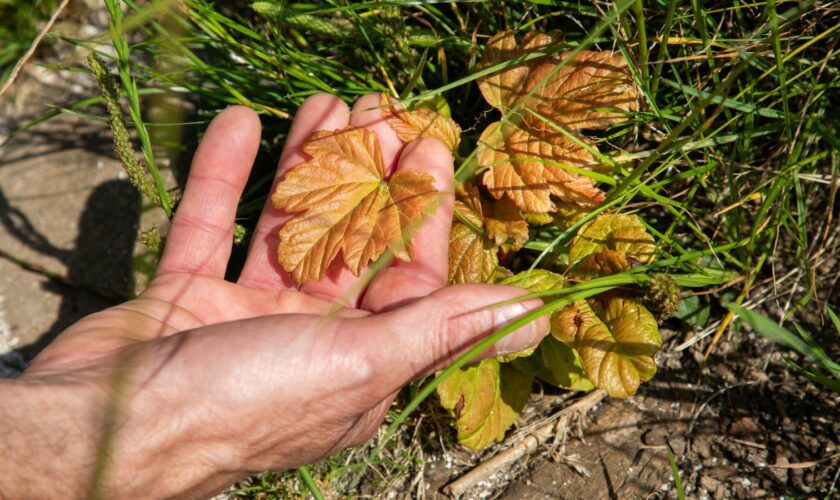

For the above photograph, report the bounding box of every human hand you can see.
[0,94,548,498]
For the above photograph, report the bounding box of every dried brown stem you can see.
[443,390,606,498]
[0,0,70,100]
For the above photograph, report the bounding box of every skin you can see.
[0,93,548,499]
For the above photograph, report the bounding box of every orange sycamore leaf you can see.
[476,30,638,213]
[523,49,640,132]
[448,184,497,284]
[484,195,529,253]
[478,121,605,212]
[379,93,462,152]
[448,184,528,283]
[476,30,557,112]
[272,127,438,284]
[477,30,638,130]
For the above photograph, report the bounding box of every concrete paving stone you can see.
[1,65,168,373]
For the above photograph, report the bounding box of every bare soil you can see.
[422,325,840,499]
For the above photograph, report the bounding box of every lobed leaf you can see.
[478,121,605,213]
[514,336,594,392]
[552,296,661,398]
[498,268,565,292]
[379,93,462,152]
[448,184,528,283]
[475,30,638,213]
[523,49,639,132]
[569,213,656,273]
[477,30,639,131]
[476,30,557,113]
[437,358,533,450]
[272,127,438,283]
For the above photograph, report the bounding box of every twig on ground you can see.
[443,390,606,498]
[0,0,70,100]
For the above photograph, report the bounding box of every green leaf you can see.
[569,214,656,274]
[437,358,533,450]
[675,295,711,327]
[541,336,594,391]
[552,201,592,230]
[497,268,565,292]
[515,336,594,391]
[728,305,840,381]
[552,296,661,398]
[785,358,840,394]
[495,269,565,360]
[412,92,452,117]
[828,308,840,338]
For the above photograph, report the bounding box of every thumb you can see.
[356,284,549,388]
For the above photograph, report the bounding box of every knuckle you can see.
[421,304,464,367]
[171,212,229,236]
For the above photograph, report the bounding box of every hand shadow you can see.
[0,180,140,377]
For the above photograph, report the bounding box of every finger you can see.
[357,284,549,391]
[238,94,350,291]
[361,137,454,313]
[299,93,406,306]
[158,106,260,277]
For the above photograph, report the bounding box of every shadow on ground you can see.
[0,179,140,375]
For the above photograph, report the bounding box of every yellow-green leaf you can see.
[573,249,632,278]
[494,269,564,360]
[498,268,565,292]
[569,213,656,268]
[553,201,592,230]
[552,296,661,398]
[515,336,594,391]
[523,211,554,226]
[437,358,533,450]
[540,336,595,391]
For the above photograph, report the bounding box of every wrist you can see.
[0,378,98,498]
[0,370,239,498]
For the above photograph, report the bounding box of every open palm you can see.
[11,94,546,498]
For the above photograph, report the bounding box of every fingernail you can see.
[492,300,547,356]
